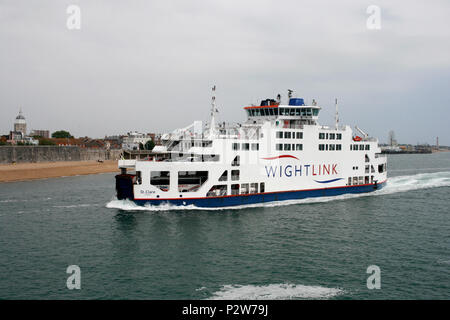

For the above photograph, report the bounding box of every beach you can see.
[0,160,119,183]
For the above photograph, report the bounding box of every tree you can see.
[138,142,144,150]
[144,139,155,150]
[52,130,73,139]
[39,138,56,145]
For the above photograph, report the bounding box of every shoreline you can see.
[0,160,119,183]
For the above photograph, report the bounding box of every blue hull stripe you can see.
[131,182,386,208]
[314,178,344,184]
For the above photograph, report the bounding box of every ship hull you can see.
[130,181,386,208]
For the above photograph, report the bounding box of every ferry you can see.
[115,88,387,208]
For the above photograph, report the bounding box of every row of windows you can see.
[207,182,266,197]
[276,143,303,151]
[181,141,213,148]
[218,170,240,182]
[318,144,342,151]
[319,133,342,140]
[351,144,370,151]
[247,108,319,117]
[347,176,374,186]
[231,182,265,195]
[276,131,303,139]
[232,143,259,151]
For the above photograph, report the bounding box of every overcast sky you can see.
[1,0,449,145]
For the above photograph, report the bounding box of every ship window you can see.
[274,108,279,115]
[232,156,240,166]
[276,144,283,151]
[231,184,239,195]
[353,177,358,185]
[319,144,325,151]
[247,110,251,117]
[284,144,291,151]
[279,108,285,115]
[359,145,364,150]
[250,183,258,194]
[296,109,301,116]
[326,133,329,139]
[365,144,370,150]
[178,171,208,192]
[378,164,384,173]
[296,132,303,139]
[306,108,312,116]
[290,108,295,116]
[135,171,142,185]
[240,183,249,194]
[348,177,351,186]
[207,185,227,197]
[269,108,274,116]
[251,109,255,116]
[276,131,283,139]
[359,176,364,184]
[336,144,342,151]
[218,170,228,181]
[295,144,303,151]
[329,144,335,151]
[329,133,335,139]
[337,133,342,140]
[231,170,240,181]
[260,182,265,193]
[151,171,170,192]
[242,143,250,150]
[251,143,259,151]
[313,109,319,116]
[284,132,291,139]
[319,133,325,139]
[353,145,358,151]
[326,144,329,151]
[232,143,240,151]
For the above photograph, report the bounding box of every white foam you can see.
[207,283,343,300]
[105,171,450,211]
[52,204,97,208]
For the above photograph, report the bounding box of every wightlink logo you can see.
[262,156,338,179]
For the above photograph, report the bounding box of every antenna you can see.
[288,89,293,99]
[209,85,217,138]
[335,98,339,130]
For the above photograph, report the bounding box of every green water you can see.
[0,153,449,299]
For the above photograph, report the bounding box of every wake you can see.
[105,171,450,211]
[206,283,343,300]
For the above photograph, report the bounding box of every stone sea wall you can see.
[0,146,122,164]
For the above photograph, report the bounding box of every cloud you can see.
[0,0,449,144]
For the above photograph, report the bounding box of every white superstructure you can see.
[116,89,387,208]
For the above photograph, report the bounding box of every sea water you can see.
[0,153,449,299]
